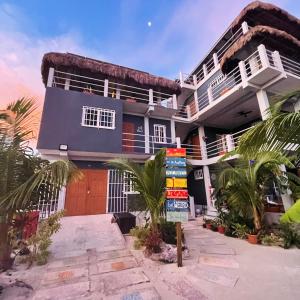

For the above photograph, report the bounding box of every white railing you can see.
[205,137,228,159]
[281,55,300,77]
[197,90,210,111]
[244,50,262,77]
[231,127,253,148]
[51,69,177,109]
[181,143,202,160]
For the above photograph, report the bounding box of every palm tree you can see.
[216,151,295,232]
[0,98,81,270]
[109,149,166,231]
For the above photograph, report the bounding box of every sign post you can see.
[165,148,188,267]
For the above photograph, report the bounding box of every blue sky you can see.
[0,0,299,106]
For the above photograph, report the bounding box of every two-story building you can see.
[37,1,300,218]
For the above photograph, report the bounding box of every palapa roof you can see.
[230,1,300,40]
[41,52,181,95]
[220,25,300,73]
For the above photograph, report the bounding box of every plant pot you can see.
[202,223,206,228]
[218,225,225,234]
[206,223,212,230]
[211,226,218,232]
[247,234,258,244]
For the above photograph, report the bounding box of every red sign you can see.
[166,148,186,157]
[166,189,188,199]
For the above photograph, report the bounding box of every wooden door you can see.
[191,134,201,159]
[122,122,135,152]
[65,169,108,216]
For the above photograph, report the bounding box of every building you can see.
[37,1,300,218]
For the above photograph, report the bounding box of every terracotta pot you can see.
[218,225,225,234]
[247,234,258,244]
[206,223,212,230]
[202,223,206,228]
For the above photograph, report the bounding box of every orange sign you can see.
[166,189,188,199]
[166,148,186,157]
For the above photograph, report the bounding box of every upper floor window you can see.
[81,106,115,129]
[153,124,167,143]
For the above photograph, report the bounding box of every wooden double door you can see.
[65,169,108,216]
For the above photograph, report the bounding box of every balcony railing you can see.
[48,69,177,109]
[281,55,300,77]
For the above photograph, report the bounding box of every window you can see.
[153,124,167,143]
[82,106,115,129]
[123,172,139,194]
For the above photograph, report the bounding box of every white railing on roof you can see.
[51,69,176,109]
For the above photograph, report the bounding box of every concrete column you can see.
[57,187,66,211]
[194,90,200,112]
[104,79,109,97]
[239,60,248,87]
[144,116,150,154]
[256,89,270,120]
[172,94,178,110]
[198,126,207,160]
[241,21,249,34]
[203,64,208,77]
[213,53,219,68]
[64,76,70,90]
[189,196,196,219]
[207,86,213,103]
[193,75,197,86]
[149,89,154,105]
[179,71,184,85]
[226,134,235,152]
[272,50,284,72]
[203,165,216,214]
[186,105,192,119]
[279,165,294,211]
[47,67,54,87]
[176,137,181,148]
[170,119,176,143]
[258,44,270,68]
[116,86,121,99]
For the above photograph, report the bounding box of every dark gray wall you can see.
[37,87,123,153]
[187,167,207,205]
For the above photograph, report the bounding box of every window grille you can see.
[81,106,115,129]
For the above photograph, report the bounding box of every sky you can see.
[0,0,300,109]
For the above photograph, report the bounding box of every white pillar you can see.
[64,76,70,90]
[226,134,235,152]
[241,21,249,34]
[189,196,196,219]
[144,116,150,154]
[203,165,216,213]
[207,86,213,103]
[213,53,219,68]
[57,187,66,211]
[170,119,176,143]
[279,165,294,211]
[193,75,197,86]
[179,71,184,85]
[149,89,154,105]
[203,64,208,77]
[258,44,270,68]
[116,86,121,99]
[272,50,284,72]
[198,126,207,160]
[239,60,248,87]
[172,94,178,110]
[194,90,200,112]
[104,79,109,97]
[47,67,55,87]
[186,105,192,119]
[176,137,181,148]
[256,89,270,120]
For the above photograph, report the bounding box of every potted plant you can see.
[247,228,259,244]
[217,220,226,234]
[205,219,212,230]
[210,219,218,232]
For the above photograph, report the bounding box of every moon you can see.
[147,21,152,27]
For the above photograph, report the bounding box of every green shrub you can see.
[279,223,300,249]
[158,219,177,244]
[130,226,150,247]
[232,223,248,239]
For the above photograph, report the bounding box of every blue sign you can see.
[166,168,187,178]
[166,157,186,168]
[166,200,189,212]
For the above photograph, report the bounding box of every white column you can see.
[144,116,150,154]
[207,86,213,103]
[57,187,66,211]
[226,134,235,152]
[256,89,270,120]
[170,119,176,143]
[258,44,270,68]
[179,71,184,85]
[198,126,207,160]
[272,50,284,72]
[239,60,248,87]
[64,76,70,90]
[193,75,197,86]
[149,89,154,105]
[279,165,294,211]
[213,53,219,68]
[189,196,196,219]
[172,94,178,110]
[203,165,216,213]
[186,105,192,119]
[241,21,249,34]
[104,79,109,97]
[47,67,55,87]
[203,64,208,77]
[176,137,181,148]
[116,86,121,99]
[194,90,200,112]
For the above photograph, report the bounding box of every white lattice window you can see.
[153,124,167,143]
[123,172,139,194]
[81,106,115,129]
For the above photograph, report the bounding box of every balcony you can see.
[47,69,178,118]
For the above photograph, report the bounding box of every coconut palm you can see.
[217,151,295,232]
[0,98,80,270]
[109,149,166,231]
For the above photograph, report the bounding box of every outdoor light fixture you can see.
[59,144,68,151]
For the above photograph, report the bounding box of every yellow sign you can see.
[166,178,187,188]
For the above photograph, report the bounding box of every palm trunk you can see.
[0,220,12,270]
[252,206,262,232]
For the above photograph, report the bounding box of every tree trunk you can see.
[252,206,262,232]
[0,221,13,270]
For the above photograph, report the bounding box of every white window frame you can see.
[123,172,139,195]
[153,124,167,144]
[81,106,115,130]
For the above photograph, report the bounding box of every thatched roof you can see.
[220,25,300,73]
[41,52,181,95]
[230,1,300,40]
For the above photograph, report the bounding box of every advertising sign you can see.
[166,189,188,199]
[166,148,186,157]
[166,178,187,188]
[166,168,187,178]
[165,157,186,168]
[166,200,189,211]
[166,211,189,222]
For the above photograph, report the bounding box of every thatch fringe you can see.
[220,25,300,73]
[41,52,181,95]
[230,1,300,40]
